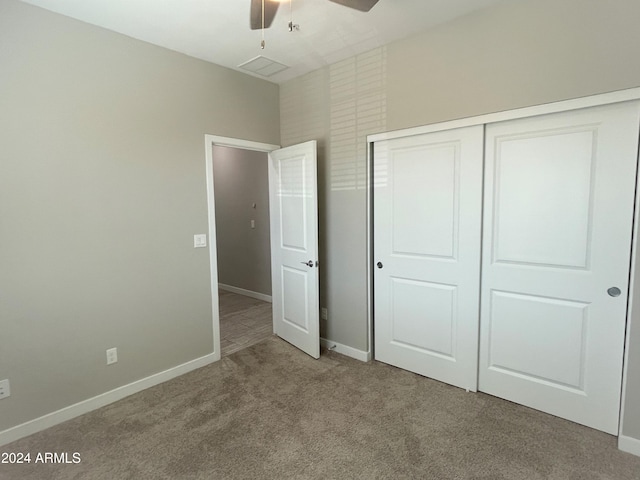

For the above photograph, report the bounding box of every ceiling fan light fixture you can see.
[250,0,280,30]
[250,0,379,31]
[328,0,379,12]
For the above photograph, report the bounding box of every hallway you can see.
[219,289,273,357]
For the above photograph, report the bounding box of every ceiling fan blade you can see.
[328,0,380,12]
[250,0,280,30]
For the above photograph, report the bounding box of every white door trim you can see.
[204,135,280,360]
[367,88,640,445]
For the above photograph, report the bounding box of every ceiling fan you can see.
[250,0,380,30]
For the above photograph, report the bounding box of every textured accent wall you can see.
[280,47,387,349]
[329,48,387,191]
[280,68,328,147]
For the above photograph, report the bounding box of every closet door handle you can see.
[301,260,314,268]
[376,262,383,269]
[607,287,621,297]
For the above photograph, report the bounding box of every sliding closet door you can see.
[479,102,640,434]
[374,126,483,391]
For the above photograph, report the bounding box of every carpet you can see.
[1,336,639,479]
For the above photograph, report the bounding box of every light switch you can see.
[251,220,256,229]
[194,234,207,248]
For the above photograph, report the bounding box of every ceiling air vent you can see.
[239,56,289,77]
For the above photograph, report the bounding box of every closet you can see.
[371,96,640,435]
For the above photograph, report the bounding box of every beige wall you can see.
[280,0,640,443]
[386,0,640,130]
[212,146,271,296]
[0,0,279,433]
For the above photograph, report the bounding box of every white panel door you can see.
[269,141,320,359]
[374,126,484,391]
[479,102,640,434]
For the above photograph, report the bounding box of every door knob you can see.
[607,287,621,297]
[377,262,383,269]
[301,260,314,267]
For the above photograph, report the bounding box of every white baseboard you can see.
[218,283,272,303]
[619,434,640,457]
[321,338,371,362]
[0,352,218,447]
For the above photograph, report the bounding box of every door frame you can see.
[204,134,280,361]
[366,87,640,448]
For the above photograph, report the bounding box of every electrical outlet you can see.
[106,348,118,365]
[321,308,328,320]
[0,379,10,400]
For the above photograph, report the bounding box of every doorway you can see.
[205,135,280,360]
[205,135,321,360]
[212,144,273,356]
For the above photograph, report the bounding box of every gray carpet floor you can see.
[1,336,640,479]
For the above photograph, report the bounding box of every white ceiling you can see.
[20,0,506,84]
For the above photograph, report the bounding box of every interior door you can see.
[373,126,484,391]
[479,102,640,434]
[269,140,320,359]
